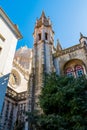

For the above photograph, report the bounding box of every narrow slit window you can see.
[0,47,2,53]
[38,33,41,41]
[75,65,84,77]
[0,34,5,41]
[45,33,48,40]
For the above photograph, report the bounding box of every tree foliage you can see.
[28,73,87,130]
[39,73,87,130]
[14,119,24,130]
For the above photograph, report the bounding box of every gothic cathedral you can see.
[1,10,87,130]
[28,11,87,113]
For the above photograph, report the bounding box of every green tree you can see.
[14,118,24,130]
[38,73,87,130]
[27,73,87,130]
[26,111,39,130]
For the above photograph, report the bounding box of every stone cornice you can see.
[34,40,53,46]
[54,43,86,57]
[0,7,22,39]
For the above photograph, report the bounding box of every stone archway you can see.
[63,59,86,77]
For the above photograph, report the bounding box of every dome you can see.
[14,46,32,70]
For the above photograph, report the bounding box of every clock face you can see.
[9,70,21,88]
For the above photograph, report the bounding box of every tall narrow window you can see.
[38,33,41,41]
[75,65,84,77]
[45,33,48,40]
[65,67,73,77]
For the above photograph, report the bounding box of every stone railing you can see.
[6,87,27,101]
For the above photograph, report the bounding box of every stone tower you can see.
[28,11,54,112]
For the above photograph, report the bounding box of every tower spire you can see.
[80,32,83,38]
[79,32,87,44]
[41,10,46,18]
[56,39,62,51]
[35,11,51,28]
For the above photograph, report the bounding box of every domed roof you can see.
[15,46,31,56]
[14,46,32,70]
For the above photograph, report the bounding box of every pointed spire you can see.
[41,11,46,18]
[79,32,87,41]
[35,17,38,26]
[48,16,51,25]
[40,11,46,24]
[56,39,62,51]
[79,32,87,44]
[35,11,51,28]
[80,32,83,38]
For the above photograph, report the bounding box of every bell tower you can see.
[33,11,54,73]
[28,11,54,111]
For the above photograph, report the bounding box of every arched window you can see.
[65,67,73,77]
[9,70,21,88]
[9,73,18,85]
[75,65,84,77]
[64,59,86,78]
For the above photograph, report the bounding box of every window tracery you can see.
[65,67,73,77]
[75,65,84,77]
[64,59,85,78]
[9,70,21,88]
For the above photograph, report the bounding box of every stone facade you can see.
[28,12,54,112]
[1,47,32,130]
[1,11,87,130]
[28,12,87,114]
[54,41,87,76]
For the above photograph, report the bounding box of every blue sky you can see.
[0,0,87,50]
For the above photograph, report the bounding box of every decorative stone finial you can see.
[79,32,87,44]
[48,16,51,25]
[34,11,51,29]
[80,32,83,38]
[57,39,60,44]
[41,11,45,18]
[56,39,62,51]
